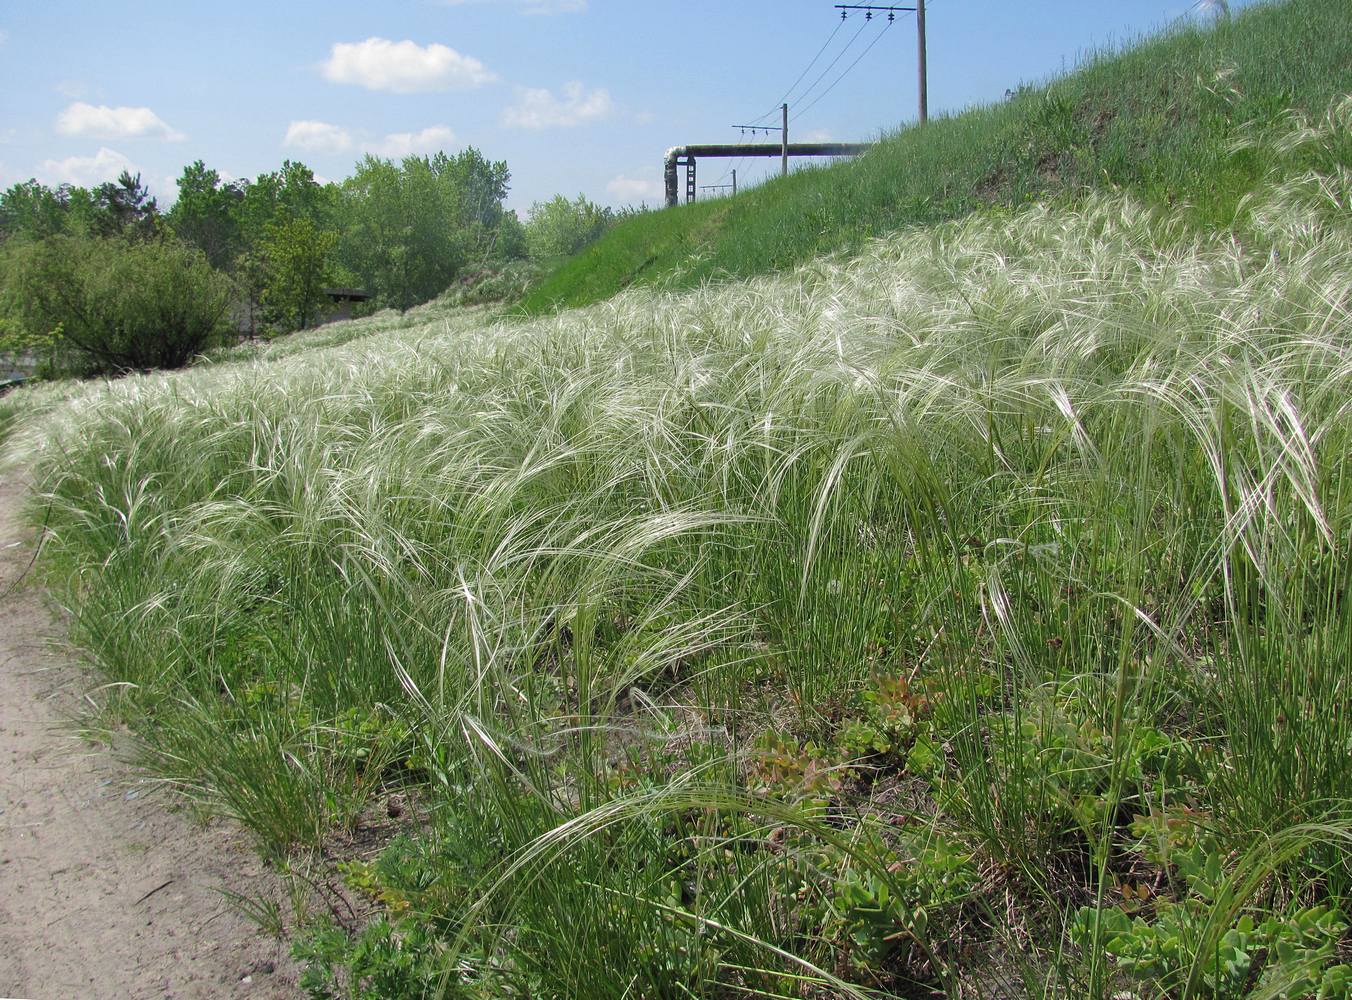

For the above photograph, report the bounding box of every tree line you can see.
[0,150,623,376]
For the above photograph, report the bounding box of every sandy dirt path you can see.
[0,473,299,999]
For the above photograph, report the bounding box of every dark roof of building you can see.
[323,287,373,301]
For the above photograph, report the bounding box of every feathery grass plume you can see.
[11,96,1352,997]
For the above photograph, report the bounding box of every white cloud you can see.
[606,172,663,203]
[502,81,613,129]
[366,125,458,158]
[158,173,182,204]
[322,38,495,93]
[800,128,833,142]
[37,147,137,188]
[55,102,185,142]
[284,120,354,153]
[284,120,460,159]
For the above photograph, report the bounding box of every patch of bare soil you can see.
[0,472,299,999]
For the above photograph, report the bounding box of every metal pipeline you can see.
[664,142,874,207]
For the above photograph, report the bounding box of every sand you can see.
[0,473,299,999]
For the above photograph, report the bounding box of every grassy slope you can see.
[4,3,1351,994]
[521,0,1352,313]
[8,90,1352,996]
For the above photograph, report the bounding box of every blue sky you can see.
[0,0,1247,213]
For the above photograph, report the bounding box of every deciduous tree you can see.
[259,216,337,331]
[168,161,244,269]
[524,193,613,259]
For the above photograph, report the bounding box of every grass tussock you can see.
[9,97,1352,997]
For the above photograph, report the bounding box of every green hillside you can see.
[8,84,1352,994]
[521,0,1351,313]
[5,1,1352,995]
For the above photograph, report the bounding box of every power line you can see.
[714,0,937,198]
[731,123,784,138]
[793,14,897,123]
[834,3,914,12]
[827,1,931,124]
[753,17,847,123]
[785,16,873,116]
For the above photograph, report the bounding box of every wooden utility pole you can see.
[733,169,737,195]
[833,4,928,124]
[916,0,928,123]
[781,104,789,176]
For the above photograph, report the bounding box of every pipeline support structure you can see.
[663,143,872,208]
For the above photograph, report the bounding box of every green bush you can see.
[437,259,541,307]
[524,193,613,260]
[0,233,234,376]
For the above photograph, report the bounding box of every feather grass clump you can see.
[12,98,1352,999]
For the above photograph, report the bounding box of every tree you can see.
[334,147,516,310]
[259,216,337,331]
[524,194,613,259]
[0,181,66,243]
[56,184,105,237]
[0,180,107,243]
[237,160,334,240]
[231,248,269,339]
[493,210,528,261]
[1,144,526,354]
[0,234,233,375]
[168,161,244,269]
[231,160,342,333]
[93,171,160,238]
[339,155,459,310]
[437,148,512,249]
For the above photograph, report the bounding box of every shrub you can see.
[0,233,234,376]
[524,193,613,260]
[437,259,541,307]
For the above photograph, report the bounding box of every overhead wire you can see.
[745,16,848,125]
[790,2,937,127]
[716,153,755,189]
[722,2,934,197]
[792,15,897,122]
[779,15,872,120]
